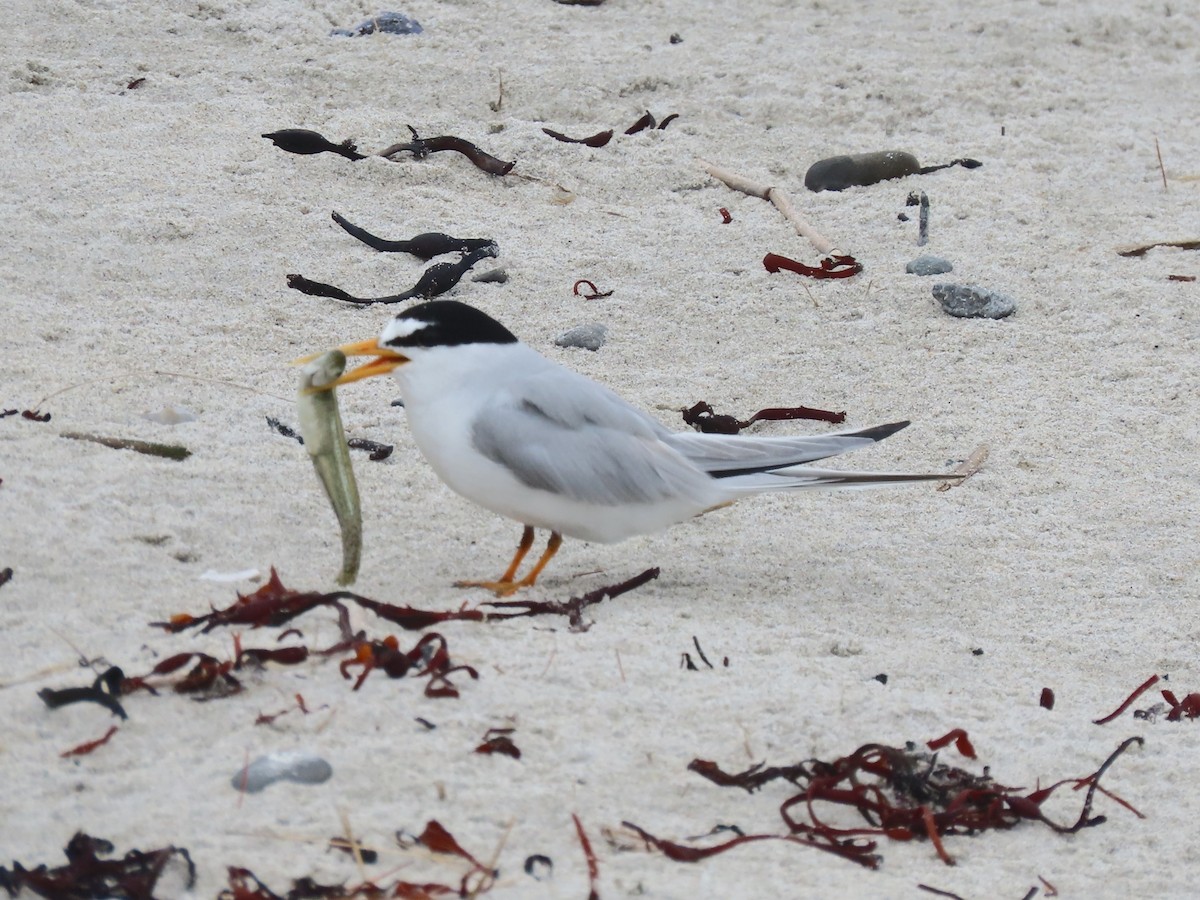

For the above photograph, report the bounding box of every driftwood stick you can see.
[701,160,840,256]
[937,444,989,492]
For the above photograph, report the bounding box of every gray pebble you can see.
[232,751,332,793]
[472,267,508,284]
[805,151,921,192]
[906,255,953,276]
[554,324,608,352]
[142,404,198,425]
[331,12,423,37]
[932,283,1016,319]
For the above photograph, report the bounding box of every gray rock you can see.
[472,267,508,284]
[932,283,1016,319]
[554,324,608,352]
[232,751,332,793]
[142,404,198,425]
[906,254,953,276]
[331,12,423,37]
[805,150,921,192]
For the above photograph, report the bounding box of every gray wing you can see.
[470,369,710,507]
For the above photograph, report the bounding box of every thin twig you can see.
[1154,136,1168,191]
[700,160,841,256]
[489,69,505,112]
[338,808,368,885]
[937,444,989,492]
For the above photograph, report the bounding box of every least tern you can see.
[314,300,948,595]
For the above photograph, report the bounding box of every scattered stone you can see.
[554,324,608,351]
[805,150,921,192]
[932,283,1016,319]
[906,254,953,276]
[143,404,198,425]
[472,267,508,284]
[199,568,261,583]
[330,12,423,37]
[232,751,332,793]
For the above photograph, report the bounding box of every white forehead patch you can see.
[380,315,429,344]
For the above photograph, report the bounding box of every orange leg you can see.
[497,525,536,583]
[511,531,563,592]
[456,528,563,597]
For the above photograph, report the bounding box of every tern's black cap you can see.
[382,300,519,349]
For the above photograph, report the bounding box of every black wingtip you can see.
[853,420,911,443]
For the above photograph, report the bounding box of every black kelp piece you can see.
[542,127,613,148]
[267,416,394,461]
[262,129,366,161]
[625,111,656,134]
[0,832,195,900]
[266,416,303,443]
[38,666,128,720]
[331,212,497,259]
[681,401,846,434]
[284,275,359,304]
[287,244,499,306]
[346,437,394,461]
[379,126,515,175]
[919,157,982,175]
[544,111,676,148]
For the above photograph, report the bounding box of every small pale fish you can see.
[297,350,362,585]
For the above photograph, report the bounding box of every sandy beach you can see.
[2,1,1198,896]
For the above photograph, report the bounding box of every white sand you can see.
[2,0,1198,896]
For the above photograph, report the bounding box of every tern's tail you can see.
[666,420,954,494]
[712,466,953,495]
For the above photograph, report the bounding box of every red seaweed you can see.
[633,736,1143,869]
[485,566,660,632]
[475,727,521,759]
[222,821,497,898]
[1161,689,1200,721]
[572,279,614,300]
[926,728,976,759]
[1094,674,1159,724]
[128,568,656,708]
[763,252,862,279]
[573,814,600,900]
[60,725,119,758]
